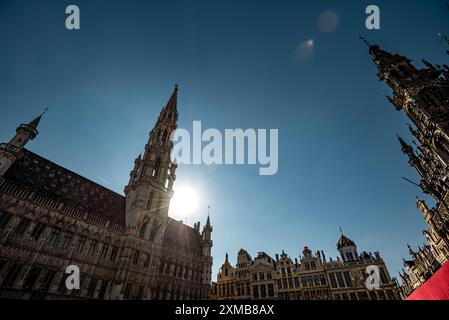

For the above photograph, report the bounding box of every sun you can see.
[169,186,199,217]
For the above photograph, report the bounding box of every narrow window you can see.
[110,246,118,262]
[30,222,46,241]
[14,218,31,237]
[0,212,12,232]
[60,232,73,249]
[47,228,61,246]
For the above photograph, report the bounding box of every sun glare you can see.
[170,186,199,217]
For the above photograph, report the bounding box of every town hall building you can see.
[0,85,213,300]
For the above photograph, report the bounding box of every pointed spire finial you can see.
[28,107,48,130]
[41,107,49,117]
[206,205,211,227]
[339,226,344,235]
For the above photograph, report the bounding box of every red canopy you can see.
[407,262,449,300]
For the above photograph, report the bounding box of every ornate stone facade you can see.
[363,39,449,297]
[211,233,400,300]
[0,86,213,300]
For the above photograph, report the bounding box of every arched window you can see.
[434,133,449,165]
[147,191,154,210]
[162,130,168,144]
[153,158,161,177]
[139,222,147,238]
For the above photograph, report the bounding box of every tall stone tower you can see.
[201,214,213,297]
[124,85,179,233]
[364,39,449,295]
[0,112,44,176]
[363,38,449,203]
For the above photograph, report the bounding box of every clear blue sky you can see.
[0,0,448,281]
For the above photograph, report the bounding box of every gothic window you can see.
[137,286,144,299]
[1,264,23,288]
[86,240,97,256]
[380,267,389,284]
[294,277,299,287]
[74,236,86,252]
[329,273,337,288]
[87,278,97,297]
[47,228,61,246]
[346,252,354,261]
[268,284,274,297]
[100,243,109,259]
[253,285,259,299]
[139,222,147,238]
[23,267,42,290]
[224,268,228,276]
[153,158,161,177]
[0,212,12,232]
[282,278,288,288]
[110,246,118,262]
[149,221,161,241]
[60,232,73,249]
[336,272,345,287]
[435,134,449,164]
[313,275,320,286]
[57,272,68,294]
[159,261,164,274]
[30,222,46,241]
[14,217,31,237]
[133,250,140,265]
[40,270,56,290]
[98,280,108,299]
[343,271,353,287]
[123,283,132,299]
[288,277,294,288]
[260,284,267,298]
[162,130,168,144]
[320,274,327,285]
[147,191,154,210]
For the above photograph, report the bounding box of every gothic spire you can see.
[28,107,48,130]
[165,84,178,111]
[397,135,418,162]
[206,205,211,228]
